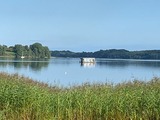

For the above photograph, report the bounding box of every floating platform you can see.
[80,58,96,63]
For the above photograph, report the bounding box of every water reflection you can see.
[96,59,160,68]
[0,57,49,71]
[81,63,95,68]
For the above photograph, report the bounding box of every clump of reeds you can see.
[0,72,160,120]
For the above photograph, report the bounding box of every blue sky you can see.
[0,0,160,52]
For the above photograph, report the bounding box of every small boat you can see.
[21,56,25,59]
[21,52,25,59]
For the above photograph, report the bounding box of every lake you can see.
[0,57,160,87]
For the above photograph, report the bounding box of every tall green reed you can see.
[0,73,160,120]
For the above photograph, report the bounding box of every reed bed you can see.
[0,72,160,120]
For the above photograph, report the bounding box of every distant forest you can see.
[1,43,160,59]
[0,43,50,58]
[51,49,160,59]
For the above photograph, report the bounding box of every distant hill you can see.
[0,43,50,58]
[51,49,160,59]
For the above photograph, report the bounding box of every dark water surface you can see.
[0,57,160,86]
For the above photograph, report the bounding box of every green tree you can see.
[0,45,6,55]
[14,44,24,57]
[30,43,50,58]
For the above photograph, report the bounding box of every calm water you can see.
[0,57,160,86]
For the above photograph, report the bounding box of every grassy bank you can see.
[0,73,160,120]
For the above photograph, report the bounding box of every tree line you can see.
[0,43,50,58]
[51,49,160,59]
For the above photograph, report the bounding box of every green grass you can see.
[0,72,160,120]
[2,52,15,57]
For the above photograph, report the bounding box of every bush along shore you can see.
[0,73,160,120]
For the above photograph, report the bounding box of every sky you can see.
[0,0,160,52]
